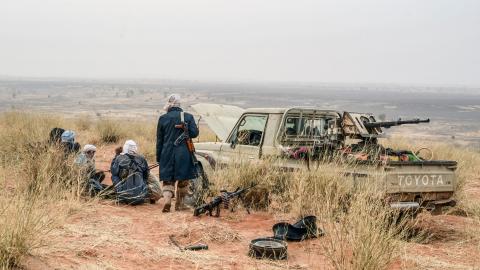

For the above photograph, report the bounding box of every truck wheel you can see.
[184,164,210,207]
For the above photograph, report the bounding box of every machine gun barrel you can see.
[363,118,430,129]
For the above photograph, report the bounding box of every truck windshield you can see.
[230,114,267,146]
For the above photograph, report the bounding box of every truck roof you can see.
[244,107,340,114]
[192,103,341,142]
[244,108,287,114]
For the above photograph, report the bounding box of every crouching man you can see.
[61,130,81,155]
[75,144,106,196]
[156,94,199,212]
[111,140,161,205]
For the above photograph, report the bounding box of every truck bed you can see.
[384,160,457,194]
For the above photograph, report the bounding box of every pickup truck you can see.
[191,103,457,214]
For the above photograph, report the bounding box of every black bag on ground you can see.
[273,216,322,241]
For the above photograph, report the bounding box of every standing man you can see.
[156,94,199,212]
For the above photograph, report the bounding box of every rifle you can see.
[147,163,160,170]
[168,235,208,251]
[174,112,199,176]
[102,162,159,173]
[193,184,256,217]
[363,118,430,129]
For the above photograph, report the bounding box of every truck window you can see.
[285,116,329,138]
[230,115,267,146]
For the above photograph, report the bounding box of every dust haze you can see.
[1,0,479,146]
[1,0,480,85]
[1,79,479,147]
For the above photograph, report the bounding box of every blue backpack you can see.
[112,154,148,205]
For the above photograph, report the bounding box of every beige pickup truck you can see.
[191,104,457,214]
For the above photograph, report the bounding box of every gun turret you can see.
[363,118,430,129]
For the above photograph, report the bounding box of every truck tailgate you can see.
[384,160,457,193]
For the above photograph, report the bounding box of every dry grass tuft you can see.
[0,112,89,268]
[198,223,242,243]
[74,114,92,131]
[95,119,126,144]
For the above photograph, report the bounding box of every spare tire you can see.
[248,237,287,260]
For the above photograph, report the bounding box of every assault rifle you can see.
[193,184,256,217]
[102,162,159,173]
[174,113,199,176]
[363,118,430,129]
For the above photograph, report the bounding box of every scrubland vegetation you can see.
[0,111,479,269]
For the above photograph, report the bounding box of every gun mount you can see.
[341,112,431,140]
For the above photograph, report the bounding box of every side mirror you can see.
[230,139,237,149]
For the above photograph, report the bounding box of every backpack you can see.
[113,154,148,205]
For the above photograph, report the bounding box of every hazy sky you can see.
[1,0,479,85]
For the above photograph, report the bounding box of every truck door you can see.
[220,114,268,162]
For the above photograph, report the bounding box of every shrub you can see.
[95,120,126,144]
[0,153,85,268]
[136,136,156,163]
[0,113,87,268]
[74,114,92,131]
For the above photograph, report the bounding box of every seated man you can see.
[49,127,65,145]
[75,144,106,196]
[61,130,81,155]
[111,140,161,205]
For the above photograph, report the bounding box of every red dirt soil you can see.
[24,204,331,269]
[22,146,480,270]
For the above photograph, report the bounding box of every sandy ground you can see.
[25,204,332,270]
[22,146,480,270]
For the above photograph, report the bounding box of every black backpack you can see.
[113,154,148,205]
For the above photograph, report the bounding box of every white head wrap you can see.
[83,144,96,153]
[122,140,138,155]
[163,94,181,111]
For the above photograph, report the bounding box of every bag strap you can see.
[180,111,185,123]
[125,154,141,172]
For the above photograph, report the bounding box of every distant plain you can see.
[1,79,479,147]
